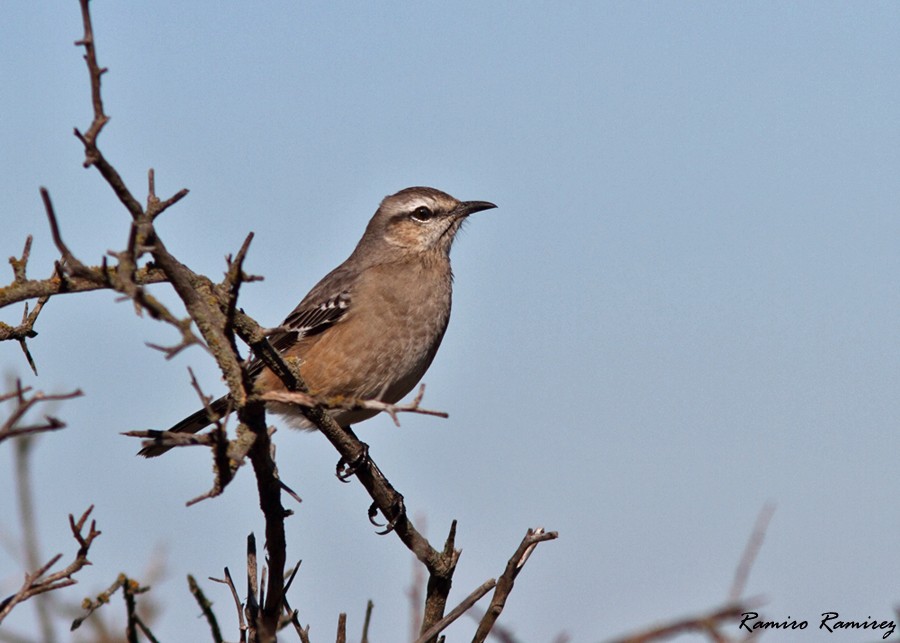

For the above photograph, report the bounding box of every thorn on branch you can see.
[0,381,83,444]
[41,188,91,279]
[9,235,34,283]
[0,294,51,374]
[280,561,310,641]
[146,169,189,220]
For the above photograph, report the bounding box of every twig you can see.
[0,264,169,310]
[336,613,347,643]
[71,574,127,631]
[260,383,448,427]
[0,381,83,445]
[729,503,775,601]
[408,529,426,643]
[181,368,238,506]
[41,188,91,277]
[74,0,143,219]
[209,567,246,643]
[1,507,100,625]
[605,600,762,643]
[414,579,497,643]
[361,599,374,643]
[13,433,55,641]
[1,237,50,373]
[31,189,192,351]
[71,573,152,636]
[280,562,311,642]
[472,527,558,643]
[245,534,260,638]
[188,574,224,643]
[8,235,34,283]
[146,168,189,220]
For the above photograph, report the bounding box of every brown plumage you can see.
[140,186,495,457]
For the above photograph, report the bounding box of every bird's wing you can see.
[273,291,351,348]
[248,259,358,375]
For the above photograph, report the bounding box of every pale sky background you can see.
[2,2,900,642]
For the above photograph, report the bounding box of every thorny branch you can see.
[0,506,101,625]
[1,237,46,373]
[0,380,83,445]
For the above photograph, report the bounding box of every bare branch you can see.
[13,429,55,641]
[188,574,224,643]
[729,503,775,602]
[415,579,497,643]
[605,600,762,643]
[8,235,34,283]
[0,265,169,310]
[0,382,83,445]
[210,567,246,643]
[259,383,448,427]
[361,599,374,643]
[408,527,427,642]
[1,239,51,372]
[336,612,347,643]
[0,506,100,625]
[280,562,311,642]
[147,168,190,220]
[73,0,143,219]
[41,188,90,277]
[70,573,152,636]
[472,528,558,643]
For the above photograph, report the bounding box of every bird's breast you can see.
[293,258,453,403]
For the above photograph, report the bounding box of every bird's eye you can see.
[409,206,434,223]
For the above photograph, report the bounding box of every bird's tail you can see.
[138,395,231,457]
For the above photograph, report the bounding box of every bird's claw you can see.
[368,495,406,535]
[335,443,370,482]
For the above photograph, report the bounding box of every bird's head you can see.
[360,186,496,258]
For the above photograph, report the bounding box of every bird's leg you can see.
[334,425,370,482]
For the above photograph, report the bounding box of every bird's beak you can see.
[456,200,497,217]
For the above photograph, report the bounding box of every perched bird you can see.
[140,186,496,457]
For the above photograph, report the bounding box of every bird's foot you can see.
[335,442,370,482]
[369,494,406,535]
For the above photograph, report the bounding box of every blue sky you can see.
[2,2,900,641]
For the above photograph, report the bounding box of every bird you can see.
[140,186,496,457]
